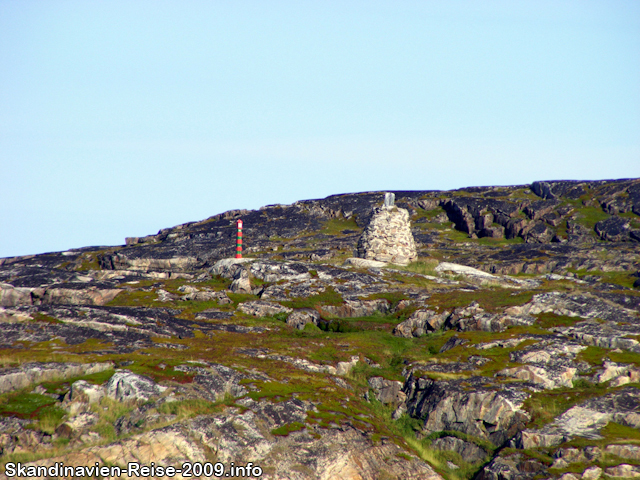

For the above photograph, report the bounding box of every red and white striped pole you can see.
[235,219,243,258]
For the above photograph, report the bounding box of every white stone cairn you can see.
[356,193,417,265]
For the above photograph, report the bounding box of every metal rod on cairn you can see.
[235,219,243,258]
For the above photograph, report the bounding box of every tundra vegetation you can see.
[0,179,639,479]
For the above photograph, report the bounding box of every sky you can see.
[1,0,639,258]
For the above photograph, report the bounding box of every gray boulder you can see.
[209,258,253,279]
[181,290,229,302]
[393,309,447,338]
[606,444,640,461]
[286,309,321,330]
[367,376,406,406]
[70,380,106,403]
[523,222,554,243]
[106,370,166,402]
[229,267,252,293]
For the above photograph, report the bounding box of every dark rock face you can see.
[595,216,631,241]
[476,453,547,480]
[431,436,488,463]
[402,375,531,447]
[0,304,222,350]
[531,180,587,200]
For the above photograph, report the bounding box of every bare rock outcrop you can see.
[403,375,531,447]
[514,386,640,449]
[393,308,447,338]
[367,376,406,406]
[105,370,167,402]
[69,380,106,403]
[393,300,538,337]
[286,309,321,330]
[496,339,589,389]
[229,266,252,293]
[174,362,253,401]
[238,300,293,317]
[476,452,547,480]
[0,362,113,394]
[430,436,488,463]
[320,298,390,318]
[0,283,121,307]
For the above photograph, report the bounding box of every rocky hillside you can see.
[0,178,639,479]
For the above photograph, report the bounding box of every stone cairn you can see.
[356,193,418,265]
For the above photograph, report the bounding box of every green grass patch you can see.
[572,205,610,230]
[121,360,195,384]
[174,300,234,320]
[499,447,554,465]
[271,421,305,436]
[106,289,158,307]
[567,269,639,289]
[535,313,584,329]
[74,252,102,271]
[619,210,640,225]
[0,392,57,419]
[89,397,135,442]
[34,405,66,434]
[444,229,475,243]
[280,286,343,309]
[601,422,640,443]
[475,235,525,246]
[577,346,640,367]
[247,379,318,403]
[320,217,362,236]
[361,291,410,309]
[30,313,63,324]
[414,205,447,220]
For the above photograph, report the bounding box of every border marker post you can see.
[235,219,243,258]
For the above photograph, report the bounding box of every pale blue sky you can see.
[1,1,639,257]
